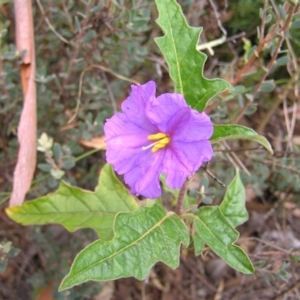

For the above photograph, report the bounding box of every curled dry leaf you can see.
[79,135,107,150]
[9,0,37,207]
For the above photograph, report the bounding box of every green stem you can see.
[75,148,101,162]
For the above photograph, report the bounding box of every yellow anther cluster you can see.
[148,132,167,140]
[147,132,170,152]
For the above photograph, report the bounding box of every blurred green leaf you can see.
[61,157,76,170]
[291,19,300,29]
[53,143,62,162]
[278,5,286,20]
[50,168,65,180]
[154,0,231,111]
[244,105,257,116]
[59,204,189,291]
[37,163,52,172]
[231,85,246,95]
[0,240,20,273]
[6,165,139,240]
[275,56,290,67]
[259,80,275,93]
[265,14,272,23]
[211,124,273,154]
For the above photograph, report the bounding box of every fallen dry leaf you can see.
[10,0,37,207]
[79,135,107,150]
[35,281,55,300]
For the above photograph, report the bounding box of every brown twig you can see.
[202,163,226,187]
[231,7,283,87]
[274,280,300,300]
[10,0,37,207]
[67,64,140,123]
[234,3,299,123]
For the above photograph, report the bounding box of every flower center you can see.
[142,132,171,153]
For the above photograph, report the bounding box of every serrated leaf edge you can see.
[59,209,189,290]
[194,209,254,274]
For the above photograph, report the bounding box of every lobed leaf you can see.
[154,0,231,111]
[59,204,189,291]
[194,207,253,274]
[192,171,254,274]
[6,164,139,240]
[211,124,273,154]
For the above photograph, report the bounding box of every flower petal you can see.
[105,81,214,199]
[104,112,154,175]
[172,109,213,142]
[163,140,213,189]
[121,81,157,132]
[124,150,165,199]
[106,146,143,175]
[104,113,150,148]
[146,93,188,128]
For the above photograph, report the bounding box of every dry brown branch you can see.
[9,0,37,207]
[233,3,299,123]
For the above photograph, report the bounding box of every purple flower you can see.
[104,81,213,199]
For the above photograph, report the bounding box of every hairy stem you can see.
[175,179,189,215]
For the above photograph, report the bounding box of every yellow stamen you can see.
[157,137,170,145]
[151,137,171,152]
[142,132,171,152]
[147,132,167,141]
[152,143,166,152]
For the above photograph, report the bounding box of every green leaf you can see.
[211,124,273,154]
[37,163,52,172]
[154,0,231,111]
[192,171,253,274]
[291,19,300,29]
[231,85,246,95]
[194,207,253,274]
[275,56,290,67]
[192,230,205,256]
[259,80,275,93]
[220,170,248,228]
[59,204,189,291]
[6,164,139,240]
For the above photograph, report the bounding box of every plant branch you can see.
[175,178,189,215]
[202,163,226,187]
[234,3,299,123]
